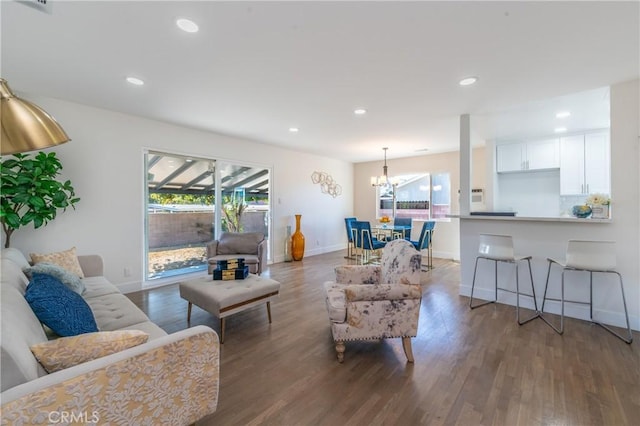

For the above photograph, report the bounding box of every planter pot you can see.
[590,204,610,219]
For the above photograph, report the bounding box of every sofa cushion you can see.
[1,248,31,270]
[85,293,151,331]
[24,263,85,295]
[30,330,149,373]
[217,232,264,255]
[25,273,99,337]
[1,258,30,293]
[30,247,85,278]
[1,285,48,392]
[208,254,259,265]
[120,321,168,340]
[81,276,123,299]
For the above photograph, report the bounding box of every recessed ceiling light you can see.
[459,76,478,86]
[415,148,429,152]
[289,127,299,133]
[354,108,367,115]
[554,127,567,133]
[177,18,199,33]
[126,77,144,86]
[556,111,571,119]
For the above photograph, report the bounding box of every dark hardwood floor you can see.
[127,251,640,425]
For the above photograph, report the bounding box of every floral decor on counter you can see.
[586,193,611,206]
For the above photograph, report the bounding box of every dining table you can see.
[372,224,411,241]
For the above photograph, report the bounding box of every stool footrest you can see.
[469,299,495,310]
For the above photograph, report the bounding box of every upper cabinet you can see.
[496,138,559,173]
[560,131,610,195]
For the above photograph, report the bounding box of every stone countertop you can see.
[447,214,612,223]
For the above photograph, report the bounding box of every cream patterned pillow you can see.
[30,247,84,278]
[30,330,149,373]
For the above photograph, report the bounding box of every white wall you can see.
[3,96,354,292]
[460,79,640,331]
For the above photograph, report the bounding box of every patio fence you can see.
[148,211,268,249]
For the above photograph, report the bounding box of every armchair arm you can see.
[1,326,220,426]
[344,284,422,302]
[206,240,220,258]
[77,255,104,278]
[335,265,381,284]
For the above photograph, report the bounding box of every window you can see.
[376,172,450,220]
[430,173,451,219]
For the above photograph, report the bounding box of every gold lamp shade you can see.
[0,78,70,155]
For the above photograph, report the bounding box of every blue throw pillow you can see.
[25,273,98,337]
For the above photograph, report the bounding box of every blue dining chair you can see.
[352,220,386,264]
[410,221,436,269]
[344,217,357,259]
[393,217,412,240]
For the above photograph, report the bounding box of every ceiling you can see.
[1,1,638,163]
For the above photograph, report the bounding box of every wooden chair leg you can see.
[402,337,414,363]
[187,302,192,323]
[335,341,345,363]
[267,301,272,323]
[220,318,226,344]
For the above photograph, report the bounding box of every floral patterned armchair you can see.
[323,239,422,363]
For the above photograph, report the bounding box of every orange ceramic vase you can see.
[291,214,305,261]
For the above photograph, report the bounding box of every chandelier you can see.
[370,147,398,187]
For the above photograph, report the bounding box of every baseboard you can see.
[459,284,639,331]
[117,280,143,294]
[432,250,457,261]
[273,244,347,263]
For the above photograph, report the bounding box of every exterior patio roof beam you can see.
[154,162,196,190]
[224,170,269,190]
[181,171,213,191]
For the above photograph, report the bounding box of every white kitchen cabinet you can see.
[527,138,560,170]
[496,143,524,172]
[496,138,559,173]
[560,131,610,195]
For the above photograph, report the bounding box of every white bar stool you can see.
[469,234,540,325]
[540,240,633,344]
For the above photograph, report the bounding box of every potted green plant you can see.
[0,152,80,248]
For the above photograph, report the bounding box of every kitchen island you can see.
[454,213,635,332]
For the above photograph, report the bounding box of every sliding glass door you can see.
[218,163,269,237]
[144,151,270,283]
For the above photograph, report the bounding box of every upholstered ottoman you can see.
[179,274,280,343]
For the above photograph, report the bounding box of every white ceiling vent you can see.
[17,0,53,14]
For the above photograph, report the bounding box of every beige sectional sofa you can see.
[0,248,220,425]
